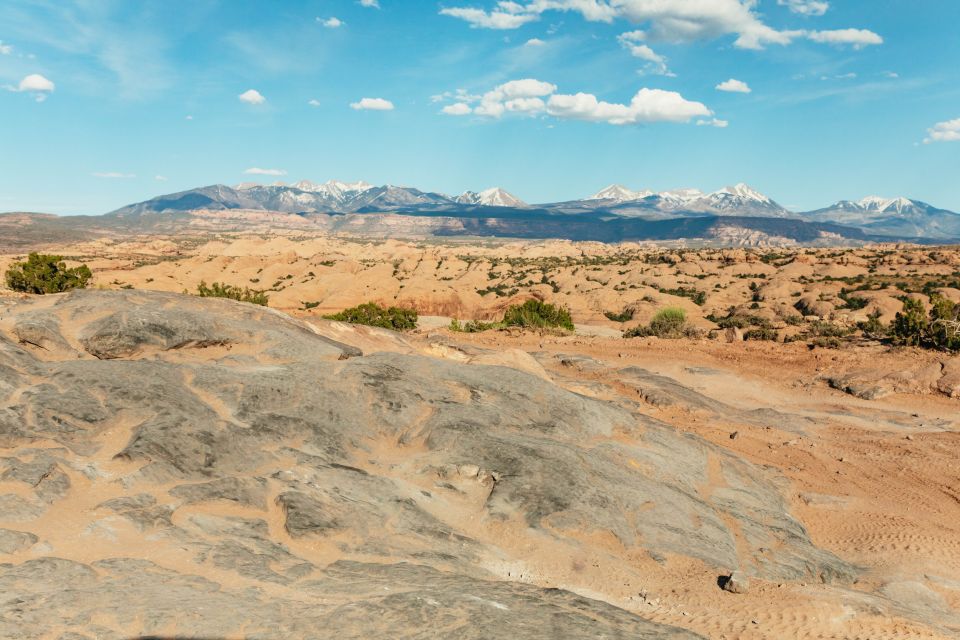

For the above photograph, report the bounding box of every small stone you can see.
[729,431,739,440]
[721,570,750,594]
[906,435,914,441]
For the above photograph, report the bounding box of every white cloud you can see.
[805,28,882,48]
[505,97,546,112]
[308,99,321,107]
[716,78,751,93]
[440,1,881,51]
[0,41,12,55]
[439,7,538,29]
[435,78,711,126]
[319,17,344,28]
[359,0,380,7]
[244,167,287,176]
[185,115,194,120]
[778,0,829,16]
[924,118,960,144]
[697,118,729,128]
[238,89,266,104]
[546,88,711,125]
[155,175,168,181]
[92,172,136,179]
[6,74,56,101]
[474,78,558,117]
[350,97,395,110]
[617,31,670,75]
[525,37,546,46]
[442,102,473,116]
[883,71,899,79]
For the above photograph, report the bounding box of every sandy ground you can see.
[2,236,960,638]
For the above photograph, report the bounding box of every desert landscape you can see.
[4,1,960,637]
[2,233,960,639]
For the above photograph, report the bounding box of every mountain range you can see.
[2,180,958,249]
[100,179,960,243]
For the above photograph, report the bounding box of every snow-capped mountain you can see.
[576,183,789,218]
[806,196,960,239]
[587,185,654,203]
[456,187,526,207]
[105,180,960,241]
[290,180,375,201]
[692,183,788,217]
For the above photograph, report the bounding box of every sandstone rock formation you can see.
[0,290,951,638]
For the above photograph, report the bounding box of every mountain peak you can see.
[710,183,772,204]
[856,195,916,213]
[588,184,655,203]
[456,187,526,207]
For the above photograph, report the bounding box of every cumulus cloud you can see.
[525,37,546,46]
[805,28,882,48]
[244,167,287,176]
[442,102,473,116]
[308,99,321,107]
[440,1,881,51]
[617,31,670,75]
[924,118,960,144]
[547,88,711,125]
[92,172,136,179]
[0,41,12,55]
[155,175,168,181]
[439,7,538,29]
[359,0,380,7]
[474,79,557,117]
[778,0,829,16]
[350,97,395,110]
[697,118,729,128]
[434,77,711,126]
[238,89,266,104]
[715,78,751,93]
[319,17,344,28]
[5,74,56,101]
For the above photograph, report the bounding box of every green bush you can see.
[604,308,635,323]
[324,302,418,331]
[744,327,778,341]
[501,300,574,331]
[624,307,697,339]
[929,295,960,350]
[449,318,501,333]
[5,253,92,294]
[857,309,887,339]
[196,281,269,306]
[891,298,927,346]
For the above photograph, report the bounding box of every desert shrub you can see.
[807,321,853,338]
[196,281,269,306]
[857,309,887,339]
[744,327,778,341]
[604,308,635,323]
[449,318,501,333]
[324,302,418,330]
[839,289,869,310]
[929,295,960,350]
[624,307,697,339]
[5,253,92,294]
[659,286,706,306]
[891,298,927,346]
[501,300,574,331]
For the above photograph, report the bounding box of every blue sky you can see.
[1,0,958,215]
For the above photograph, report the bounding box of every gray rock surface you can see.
[0,290,861,638]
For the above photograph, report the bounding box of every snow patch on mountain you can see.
[456,187,526,207]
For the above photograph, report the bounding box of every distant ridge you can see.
[89,179,960,243]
